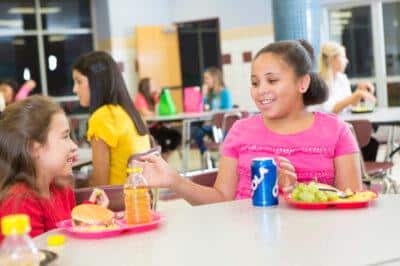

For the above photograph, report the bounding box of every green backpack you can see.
[158,87,177,116]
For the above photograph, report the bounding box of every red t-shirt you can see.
[0,183,75,240]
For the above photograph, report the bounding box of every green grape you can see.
[315,191,328,202]
[307,182,319,194]
[297,183,306,192]
[291,188,301,200]
[298,191,315,202]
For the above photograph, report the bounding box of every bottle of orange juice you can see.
[124,166,151,225]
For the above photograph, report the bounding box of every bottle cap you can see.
[47,235,65,246]
[1,214,31,236]
[127,166,143,174]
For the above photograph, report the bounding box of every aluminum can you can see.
[251,158,278,206]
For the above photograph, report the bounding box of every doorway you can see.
[176,18,221,88]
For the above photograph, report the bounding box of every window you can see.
[0,36,42,94]
[0,0,93,98]
[0,0,36,31]
[44,34,92,96]
[383,1,400,106]
[329,6,374,78]
[383,2,400,76]
[40,0,91,30]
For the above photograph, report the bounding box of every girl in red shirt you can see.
[0,95,108,239]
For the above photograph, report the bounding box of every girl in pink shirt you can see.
[137,40,362,205]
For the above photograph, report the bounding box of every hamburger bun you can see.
[71,204,114,227]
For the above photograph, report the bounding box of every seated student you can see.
[0,96,108,239]
[317,41,378,161]
[72,51,151,186]
[134,78,181,161]
[317,41,376,113]
[0,79,36,106]
[192,67,233,162]
[137,41,362,205]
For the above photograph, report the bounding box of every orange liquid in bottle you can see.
[124,186,151,225]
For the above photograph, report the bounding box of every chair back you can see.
[74,185,124,212]
[222,110,243,133]
[210,112,225,143]
[348,120,373,148]
[127,146,162,210]
[346,122,370,180]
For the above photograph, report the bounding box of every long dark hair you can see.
[138,78,155,111]
[0,95,63,199]
[254,40,328,106]
[72,51,148,135]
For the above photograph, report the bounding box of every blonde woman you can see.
[318,41,376,114]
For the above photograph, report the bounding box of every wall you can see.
[170,0,274,110]
[94,0,274,109]
[94,0,170,96]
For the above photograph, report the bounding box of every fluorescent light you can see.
[12,39,25,46]
[48,35,65,42]
[0,19,22,28]
[40,7,61,14]
[9,7,61,14]
[8,7,35,14]
[330,11,352,19]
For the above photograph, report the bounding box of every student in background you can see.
[192,67,233,161]
[318,41,376,114]
[202,67,233,111]
[0,96,108,239]
[138,41,362,205]
[134,78,181,160]
[72,51,151,186]
[317,41,378,161]
[0,79,36,106]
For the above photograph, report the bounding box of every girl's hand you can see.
[356,90,376,103]
[353,90,376,105]
[89,188,110,208]
[357,82,375,94]
[276,156,297,192]
[136,155,180,189]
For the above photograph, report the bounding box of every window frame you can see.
[0,0,94,102]
[322,0,391,107]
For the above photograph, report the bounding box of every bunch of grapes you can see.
[290,182,339,203]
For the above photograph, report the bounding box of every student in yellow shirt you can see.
[72,51,151,185]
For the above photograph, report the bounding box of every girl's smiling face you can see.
[32,112,78,183]
[250,52,307,119]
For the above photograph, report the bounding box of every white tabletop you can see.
[34,195,400,266]
[340,107,400,125]
[145,110,222,123]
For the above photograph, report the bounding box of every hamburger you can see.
[71,204,114,227]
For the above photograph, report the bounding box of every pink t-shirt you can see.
[222,112,359,199]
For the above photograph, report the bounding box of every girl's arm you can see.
[141,155,240,205]
[90,138,110,186]
[15,80,36,101]
[331,93,361,113]
[334,153,362,191]
[332,90,376,114]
